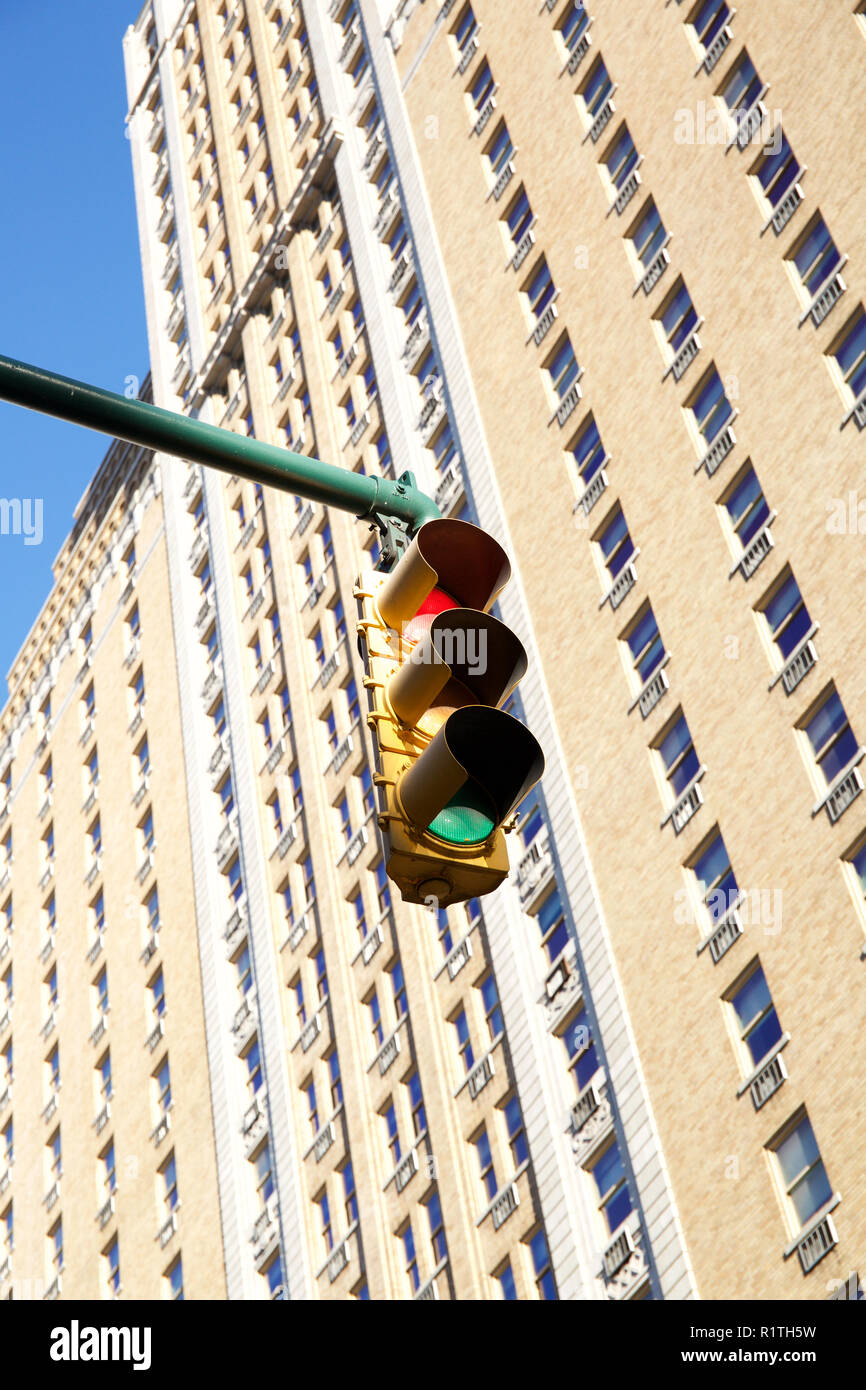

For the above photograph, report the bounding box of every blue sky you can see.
[0,4,148,681]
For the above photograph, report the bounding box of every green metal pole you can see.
[0,353,440,534]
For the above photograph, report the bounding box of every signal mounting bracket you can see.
[365,471,424,573]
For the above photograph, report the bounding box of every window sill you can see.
[782,1193,841,1261]
[627,653,672,717]
[767,623,819,693]
[728,509,777,581]
[841,384,866,433]
[660,764,707,833]
[797,257,848,328]
[474,1159,530,1228]
[735,1032,790,1098]
[758,171,806,239]
[810,747,866,822]
[724,85,770,154]
[598,548,640,611]
[632,235,673,298]
[661,317,704,383]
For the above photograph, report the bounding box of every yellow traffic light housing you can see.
[355,518,544,907]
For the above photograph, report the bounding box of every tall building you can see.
[1,0,863,1304]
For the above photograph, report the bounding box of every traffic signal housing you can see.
[355,518,544,907]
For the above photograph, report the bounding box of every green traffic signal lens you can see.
[427,781,496,846]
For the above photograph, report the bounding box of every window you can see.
[504,1094,529,1166]
[760,570,812,664]
[802,688,858,786]
[98,1050,112,1102]
[227,857,244,905]
[561,1004,599,1091]
[558,2,590,55]
[425,1189,447,1264]
[435,907,453,957]
[401,1221,420,1292]
[720,48,763,122]
[341,1160,358,1225]
[453,1007,474,1072]
[137,736,151,779]
[101,1139,116,1195]
[654,277,698,359]
[245,1037,263,1096]
[390,960,407,1018]
[622,603,666,689]
[688,0,732,61]
[255,1142,274,1206]
[485,121,514,181]
[537,888,570,963]
[2,1118,11,1166]
[279,683,292,728]
[235,946,252,999]
[304,1077,319,1135]
[383,1101,401,1165]
[375,861,391,916]
[314,947,328,1003]
[469,59,495,119]
[166,1256,184,1301]
[49,1127,62,1181]
[474,1127,498,1200]
[95,967,109,1018]
[407,1071,426,1137]
[656,710,700,801]
[786,214,842,305]
[479,974,503,1040]
[829,306,866,405]
[722,461,771,552]
[752,129,801,215]
[150,968,166,1019]
[156,1057,171,1114]
[1,1202,11,1257]
[628,198,668,272]
[45,966,58,1013]
[49,1217,63,1275]
[351,890,367,942]
[85,748,99,791]
[327,1048,342,1109]
[692,829,738,925]
[727,962,783,1070]
[589,1140,632,1235]
[48,1044,60,1093]
[580,55,614,124]
[770,1115,832,1230]
[496,1261,518,1300]
[105,1237,120,1296]
[326,710,339,755]
[688,365,733,446]
[602,124,639,195]
[504,186,533,255]
[146,887,160,931]
[301,850,315,904]
[529,1229,557,1299]
[596,504,635,583]
[453,3,477,57]
[132,668,145,710]
[569,412,607,490]
[547,336,580,403]
[525,258,556,327]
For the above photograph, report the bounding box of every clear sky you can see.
[0,3,148,683]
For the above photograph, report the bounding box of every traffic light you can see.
[355,518,544,907]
